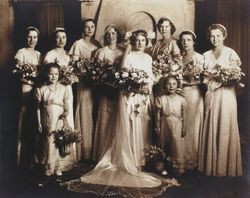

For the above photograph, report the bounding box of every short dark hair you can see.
[51,28,67,47]
[103,25,123,46]
[163,76,180,90]
[157,17,176,35]
[179,31,196,42]
[44,62,61,81]
[130,29,149,46]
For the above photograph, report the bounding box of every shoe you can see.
[161,170,168,176]
[55,170,62,176]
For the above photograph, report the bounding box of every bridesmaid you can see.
[179,30,204,170]
[151,17,181,60]
[151,17,182,97]
[198,24,242,176]
[69,18,100,161]
[44,27,76,171]
[15,26,41,169]
[92,24,124,161]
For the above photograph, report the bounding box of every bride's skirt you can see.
[64,93,179,197]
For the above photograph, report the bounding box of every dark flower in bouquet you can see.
[183,60,202,85]
[203,64,245,88]
[144,145,171,175]
[152,52,183,80]
[12,62,40,85]
[60,65,79,85]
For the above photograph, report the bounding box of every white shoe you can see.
[55,170,62,176]
[161,170,168,175]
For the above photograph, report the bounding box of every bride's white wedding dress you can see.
[65,50,178,197]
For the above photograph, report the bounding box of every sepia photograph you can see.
[0,0,249,197]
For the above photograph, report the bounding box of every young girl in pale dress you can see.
[44,27,76,171]
[155,76,187,174]
[198,24,242,176]
[180,31,204,170]
[69,18,100,160]
[35,63,69,176]
[92,24,124,161]
[15,26,41,169]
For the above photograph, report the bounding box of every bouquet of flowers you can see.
[183,60,202,85]
[144,145,171,175]
[71,58,114,85]
[152,52,183,80]
[52,126,81,157]
[12,62,40,85]
[60,65,79,85]
[102,68,149,94]
[203,64,245,88]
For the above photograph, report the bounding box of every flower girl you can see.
[155,76,187,174]
[35,63,69,176]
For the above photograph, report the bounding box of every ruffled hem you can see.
[63,178,179,197]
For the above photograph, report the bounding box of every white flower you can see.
[124,31,132,40]
[121,71,129,78]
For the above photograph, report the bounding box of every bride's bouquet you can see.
[152,51,182,80]
[12,62,40,85]
[203,64,245,88]
[102,68,149,94]
[182,60,203,85]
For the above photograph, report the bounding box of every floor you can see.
[0,147,249,198]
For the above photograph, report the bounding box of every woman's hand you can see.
[208,80,221,92]
[59,111,68,120]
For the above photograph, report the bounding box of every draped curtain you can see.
[216,0,248,87]
[39,2,64,37]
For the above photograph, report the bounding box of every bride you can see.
[66,29,178,197]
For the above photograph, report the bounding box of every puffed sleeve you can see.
[95,48,105,61]
[122,54,132,70]
[14,49,24,63]
[194,53,205,70]
[43,52,54,65]
[34,87,42,103]
[171,39,181,55]
[229,49,242,67]
[69,40,81,60]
